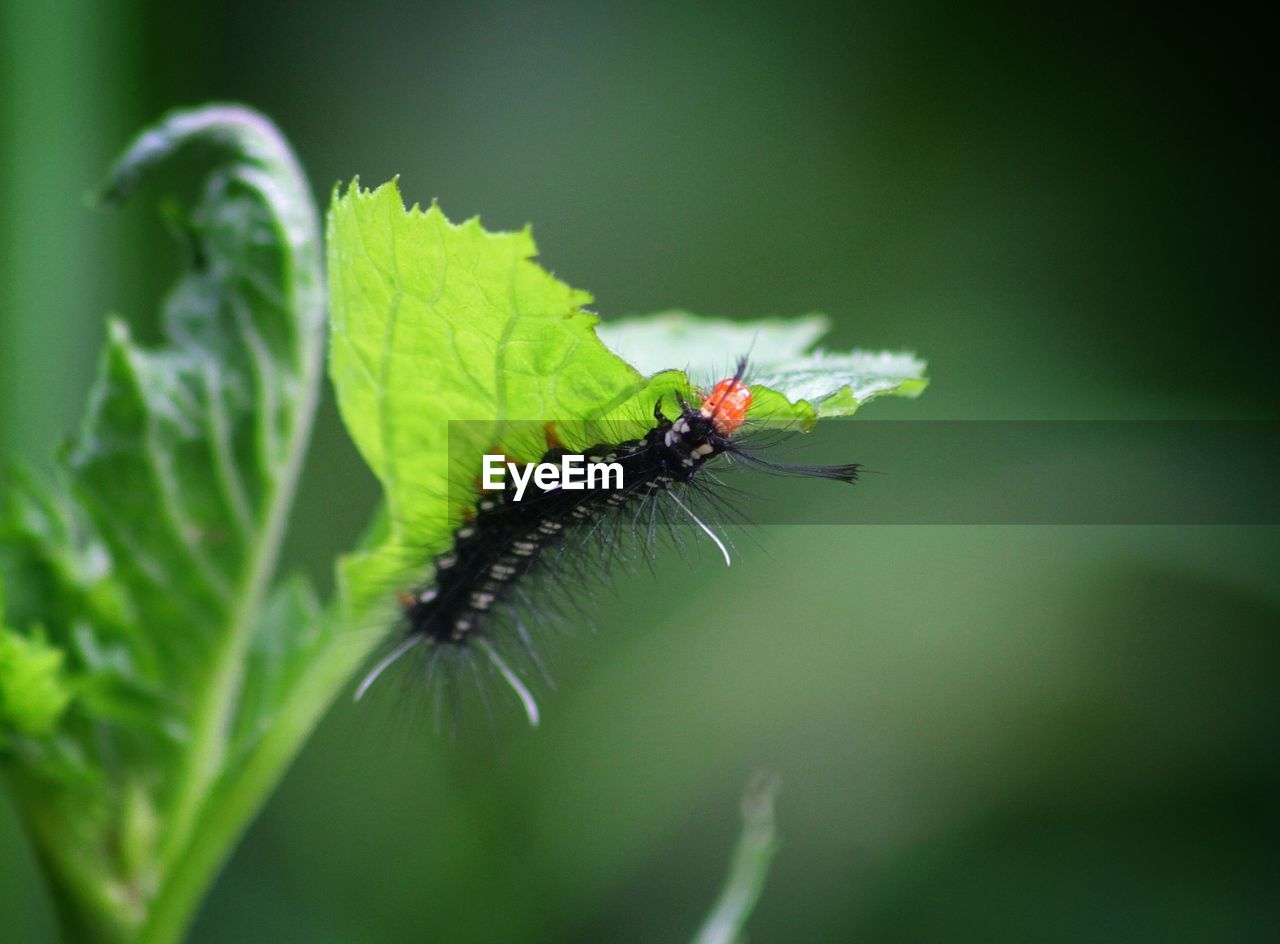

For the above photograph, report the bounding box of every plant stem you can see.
[691,771,782,944]
[137,622,384,944]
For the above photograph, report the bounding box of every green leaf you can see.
[1,105,324,944]
[327,181,929,603]
[597,310,833,376]
[597,311,929,425]
[327,180,654,602]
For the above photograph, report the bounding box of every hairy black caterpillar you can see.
[356,359,860,725]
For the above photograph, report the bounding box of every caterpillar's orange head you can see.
[700,377,752,435]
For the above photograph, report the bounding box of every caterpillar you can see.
[356,359,860,726]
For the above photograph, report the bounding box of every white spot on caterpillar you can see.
[457,526,476,539]
[418,589,438,603]
[437,554,457,569]
[692,443,715,458]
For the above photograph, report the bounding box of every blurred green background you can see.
[2,2,1275,941]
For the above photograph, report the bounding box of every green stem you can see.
[137,622,385,944]
[691,772,782,944]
